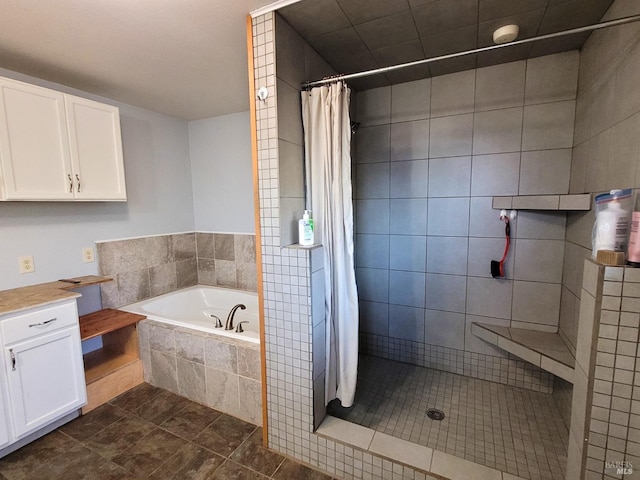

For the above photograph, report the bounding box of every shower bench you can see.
[478,193,592,383]
[471,322,575,383]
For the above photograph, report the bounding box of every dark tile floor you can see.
[0,383,334,480]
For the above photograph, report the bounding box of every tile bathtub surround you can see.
[97,233,197,308]
[138,319,262,427]
[196,232,258,291]
[97,232,257,308]
[354,51,579,382]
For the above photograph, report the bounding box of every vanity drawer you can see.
[1,301,78,345]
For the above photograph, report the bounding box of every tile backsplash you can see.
[97,232,256,308]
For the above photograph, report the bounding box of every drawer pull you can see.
[28,318,57,328]
[9,349,15,371]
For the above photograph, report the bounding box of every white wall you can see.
[189,112,255,233]
[0,68,195,290]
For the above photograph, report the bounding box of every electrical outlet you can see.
[18,255,35,274]
[82,247,95,263]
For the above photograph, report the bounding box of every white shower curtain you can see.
[301,82,359,407]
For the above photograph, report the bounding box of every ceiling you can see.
[0,0,280,120]
[278,0,615,91]
[0,0,616,120]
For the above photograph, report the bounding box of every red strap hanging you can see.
[491,216,510,278]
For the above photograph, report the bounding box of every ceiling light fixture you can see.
[493,24,520,44]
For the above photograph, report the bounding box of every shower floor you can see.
[328,355,568,480]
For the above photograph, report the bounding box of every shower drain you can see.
[427,408,445,421]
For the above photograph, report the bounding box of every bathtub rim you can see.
[121,284,260,345]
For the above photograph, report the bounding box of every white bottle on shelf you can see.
[298,210,314,246]
[594,190,630,253]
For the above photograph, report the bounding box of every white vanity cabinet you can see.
[0,378,11,449]
[0,76,126,201]
[0,299,86,440]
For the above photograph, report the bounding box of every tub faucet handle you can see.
[235,321,249,333]
[210,314,223,328]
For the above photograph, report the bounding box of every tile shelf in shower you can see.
[492,193,591,211]
[471,322,575,383]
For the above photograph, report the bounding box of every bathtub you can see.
[122,285,260,344]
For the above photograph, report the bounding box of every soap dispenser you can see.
[298,210,314,246]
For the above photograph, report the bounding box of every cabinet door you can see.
[0,78,73,200]
[6,327,86,438]
[65,95,127,201]
[0,365,12,449]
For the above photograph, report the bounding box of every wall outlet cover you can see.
[82,247,95,263]
[18,255,35,274]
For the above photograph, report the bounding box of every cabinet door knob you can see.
[68,174,73,193]
[75,174,81,193]
[9,349,15,371]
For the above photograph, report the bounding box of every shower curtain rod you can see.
[301,13,640,89]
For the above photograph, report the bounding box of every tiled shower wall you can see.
[567,261,640,479]
[354,53,578,391]
[276,17,335,247]
[584,265,640,479]
[562,0,640,357]
[274,15,336,430]
[255,13,448,479]
[97,232,256,308]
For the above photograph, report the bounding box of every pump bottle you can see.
[298,210,314,246]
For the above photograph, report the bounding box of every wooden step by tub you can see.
[79,309,146,413]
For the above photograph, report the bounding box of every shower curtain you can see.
[301,82,359,407]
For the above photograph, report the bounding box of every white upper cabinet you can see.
[0,79,73,200]
[0,76,127,201]
[65,95,126,200]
